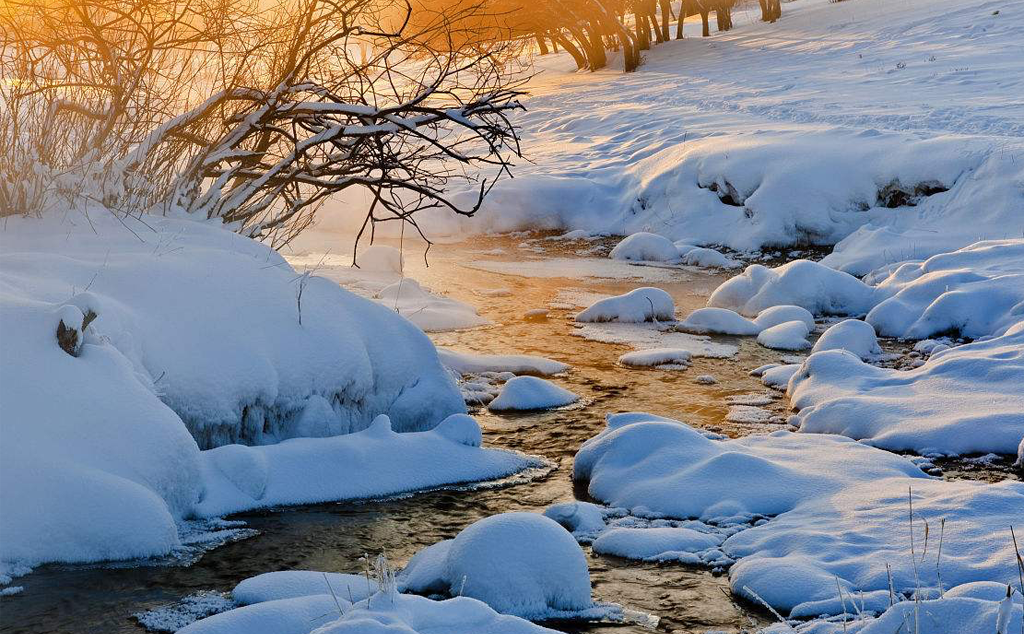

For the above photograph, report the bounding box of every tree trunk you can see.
[659,0,671,42]
[536,34,549,55]
[554,32,587,70]
[701,9,710,37]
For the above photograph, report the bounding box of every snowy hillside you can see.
[390,0,1024,273]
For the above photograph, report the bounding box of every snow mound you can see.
[676,245,742,269]
[757,321,811,351]
[196,414,538,516]
[710,260,880,317]
[573,415,926,522]
[865,239,1024,339]
[376,279,489,332]
[592,527,723,563]
[487,376,579,412]
[575,287,675,323]
[0,213,464,451]
[811,319,881,360]
[399,512,598,620]
[727,478,1024,617]
[754,305,815,331]
[357,245,404,274]
[543,502,609,541]
[182,592,556,634]
[679,307,760,335]
[609,232,679,262]
[618,348,692,368]
[789,328,1024,455]
[233,571,376,605]
[437,349,569,376]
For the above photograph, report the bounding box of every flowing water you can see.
[3,233,1014,634]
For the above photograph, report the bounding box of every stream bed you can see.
[2,233,1015,634]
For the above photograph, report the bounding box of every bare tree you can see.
[1,0,526,248]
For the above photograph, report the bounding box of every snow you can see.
[757,321,812,351]
[398,512,603,620]
[357,245,404,274]
[592,527,723,562]
[573,415,927,523]
[542,501,610,542]
[811,319,882,360]
[572,322,738,358]
[727,478,1024,617]
[788,328,1024,455]
[178,594,343,634]
[679,307,760,335]
[575,287,675,323]
[676,245,742,270]
[197,414,540,516]
[375,279,490,332]
[0,212,549,575]
[865,239,1024,339]
[710,260,880,318]
[232,571,376,605]
[754,306,816,331]
[618,348,692,369]
[487,376,579,412]
[609,232,679,262]
[437,349,569,376]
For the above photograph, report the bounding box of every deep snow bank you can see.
[0,213,550,577]
[0,213,464,449]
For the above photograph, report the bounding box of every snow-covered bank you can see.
[788,327,1024,456]
[571,415,1024,620]
[0,213,544,579]
[376,0,1024,270]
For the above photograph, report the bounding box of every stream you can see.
[2,233,1015,634]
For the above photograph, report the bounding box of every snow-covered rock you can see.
[679,307,760,335]
[727,478,1024,617]
[575,287,675,323]
[676,245,742,269]
[233,571,377,606]
[609,232,679,262]
[543,502,608,541]
[753,305,815,331]
[398,512,600,620]
[789,328,1024,455]
[592,527,723,563]
[437,349,569,376]
[618,348,692,368]
[811,319,882,359]
[376,279,489,332]
[487,376,579,412]
[756,321,811,351]
[709,260,880,317]
[573,415,927,522]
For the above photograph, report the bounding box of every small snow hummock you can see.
[356,244,404,274]
[487,376,579,412]
[376,278,490,332]
[811,318,881,359]
[709,259,880,317]
[788,326,1024,455]
[756,321,811,351]
[609,232,679,262]
[753,305,815,331]
[437,349,569,376]
[592,527,724,564]
[398,512,614,621]
[575,287,675,323]
[542,501,610,542]
[676,244,742,269]
[618,348,692,369]
[678,307,761,335]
